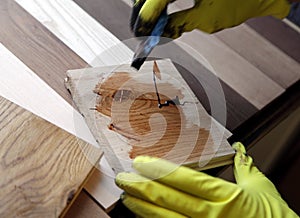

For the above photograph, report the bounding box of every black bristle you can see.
[131,57,147,70]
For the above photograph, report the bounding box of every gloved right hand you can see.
[130,0,291,39]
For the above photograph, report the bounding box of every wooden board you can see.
[0,96,102,217]
[66,59,234,173]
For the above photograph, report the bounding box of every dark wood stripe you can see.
[64,190,110,218]
[228,80,300,146]
[0,0,88,104]
[73,0,133,42]
[246,16,300,63]
[74,0,258,131]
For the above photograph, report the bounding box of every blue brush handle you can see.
[131,9,168,70]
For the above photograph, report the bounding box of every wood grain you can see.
[66,59,234,172]
[0,96,102,217]
[0,36,120,212]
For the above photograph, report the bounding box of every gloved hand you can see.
[130,0,291,39]
[115,142,298,218]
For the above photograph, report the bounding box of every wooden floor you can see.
[0,0,299,217]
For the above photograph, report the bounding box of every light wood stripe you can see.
[16,0,133,67]
[0,0,87,104]
[283,18,300,34]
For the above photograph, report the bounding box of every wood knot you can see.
[67,190,76,204]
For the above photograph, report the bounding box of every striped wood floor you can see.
[0,0,299,216]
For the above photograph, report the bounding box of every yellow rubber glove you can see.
[131,0,291,38]
[115,142,298,218]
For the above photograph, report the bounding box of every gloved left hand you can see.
[115,142,298,218]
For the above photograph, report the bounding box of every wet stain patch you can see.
[94,72,213,163]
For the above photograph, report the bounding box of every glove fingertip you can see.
[115,172,150,192]
[133,155,158,164]
[232,142,246,154]
[115,172,128,188]
[133,156,159,173]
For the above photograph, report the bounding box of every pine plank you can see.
[216,24,300,89]
[66,59,234,173]
[0,96,102,217]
